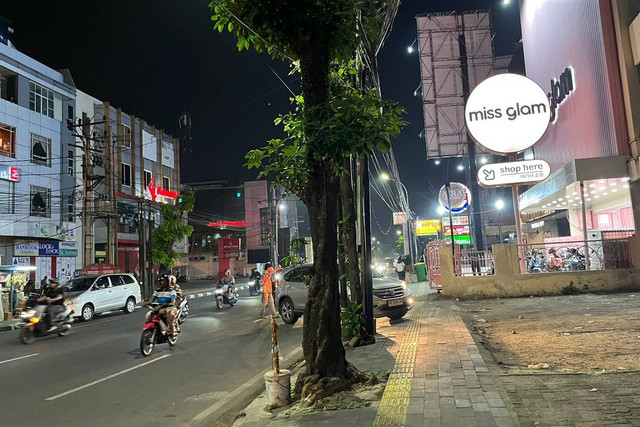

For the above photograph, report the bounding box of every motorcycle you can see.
[177,296,189,324]
[19,303,74,344]
[214,282,238,310]
[248,275,262,296]
[140,303,178,357]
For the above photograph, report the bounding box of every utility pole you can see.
[68,113,108,267]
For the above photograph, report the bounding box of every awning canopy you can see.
[77,263,121,275]
[519,156,631,213]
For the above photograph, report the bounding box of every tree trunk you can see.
[337,196,349,309]
[340,166,363,305]
[296,46,356,405]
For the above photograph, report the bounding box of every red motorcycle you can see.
[140,303,177,357]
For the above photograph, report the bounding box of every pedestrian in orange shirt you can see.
[259,263,281,319]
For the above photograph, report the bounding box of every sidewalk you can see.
[0,318,21,332]
[242,292,517,426]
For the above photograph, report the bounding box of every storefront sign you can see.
[478,160,551,187]
[465,74,551,154]
[416,220,441,236]
[442,216,470,226]
[59,241,78,257]
[38,242,59,256]
[438,183,470,213]
[207,220,246,228]
[442,225,471,245]
[392,212,407,225]
[15,241,39,256]
[531,220,545,229]
[0,165,19,182]
[548,67,574,123]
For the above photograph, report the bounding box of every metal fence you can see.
[455,249,495,277]
[518,239,632,274]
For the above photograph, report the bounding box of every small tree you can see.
[396,235,404,255]
[152,190,195,271]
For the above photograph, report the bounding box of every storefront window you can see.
[0,123,16,158]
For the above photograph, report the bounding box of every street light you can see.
[396,229,402,235]
[495,199,505,243]
[457,164,464,171]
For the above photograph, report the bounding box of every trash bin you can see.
[414,262,426,282]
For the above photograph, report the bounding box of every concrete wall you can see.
[440,243,640,299]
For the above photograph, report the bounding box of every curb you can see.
[191,346,304,426]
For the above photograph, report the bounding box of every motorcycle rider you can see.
[169,275,183,332]
[220,268,235,299]
[41,277,65,331]
[148,275,177,337]
[250,267,261,294]
[259,263,281,319]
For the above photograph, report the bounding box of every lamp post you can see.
[495,199,505,244]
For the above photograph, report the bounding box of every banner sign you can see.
[416,220,441,236]
[441,215,470,226]
[15,241,39,256]
[0,165,19,182]
[478,160,551,187]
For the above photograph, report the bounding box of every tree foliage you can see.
[152,190,195,270]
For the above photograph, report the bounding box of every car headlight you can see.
[401,282,406,290]
[66,298,78,305]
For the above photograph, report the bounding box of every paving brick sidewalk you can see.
[248,294,518,426]
[373,298,516,427]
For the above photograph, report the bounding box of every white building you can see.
[0,38,78,282]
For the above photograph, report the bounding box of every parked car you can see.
[274,264,413,324]
[63,273,142,321]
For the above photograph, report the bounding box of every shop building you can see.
[516,0,635,242]
[0,35,78,282]
[75,91,181,274]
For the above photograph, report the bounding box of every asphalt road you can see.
[0,280,302,426]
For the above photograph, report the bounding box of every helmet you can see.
[158,274,170,282]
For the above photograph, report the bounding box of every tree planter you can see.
[264,369,291,409]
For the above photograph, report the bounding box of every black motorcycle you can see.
[19,303,74,344]
[249,275,262,296]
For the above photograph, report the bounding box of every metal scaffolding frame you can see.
[417,11,495,158]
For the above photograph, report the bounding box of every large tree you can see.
[210,0,404,405]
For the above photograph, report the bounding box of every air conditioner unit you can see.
[630,13,640,65]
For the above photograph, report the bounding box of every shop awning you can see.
[77,263,121,275]
[519,156,631,213]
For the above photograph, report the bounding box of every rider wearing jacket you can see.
[149,275,177,336]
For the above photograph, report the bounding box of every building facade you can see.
[512,0,638,249]
[0,38,78,283]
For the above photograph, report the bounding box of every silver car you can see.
[274,264,414,324]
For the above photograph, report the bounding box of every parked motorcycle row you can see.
[526,247,587,273]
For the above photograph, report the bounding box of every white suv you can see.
[275,264,413,324]
[63,273,142,321]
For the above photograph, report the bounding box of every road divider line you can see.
[0,353,39,365]
[192,347,303,423]
[45,354,171,401]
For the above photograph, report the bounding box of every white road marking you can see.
[197,293,204,297]
[45,354,171,401]
[205,292,212,296]
[192,347,302,422]
[188,295,195,299]
[0,353,39,365]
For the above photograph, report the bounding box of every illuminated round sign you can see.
[465,74,551,154]
[438,183,470,213]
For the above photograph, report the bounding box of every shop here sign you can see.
[15,241,78,257]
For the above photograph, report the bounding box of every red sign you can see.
[207,221,246,228]
[147,177,179,202]
[0,165,19,182]
[156,187,179,200]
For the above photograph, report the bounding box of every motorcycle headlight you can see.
[214,289,223,295]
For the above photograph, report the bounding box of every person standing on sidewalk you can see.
[395,257,406,281]
[259,263,281,319]
[39,275,47,292]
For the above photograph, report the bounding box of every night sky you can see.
[0,0,521,251]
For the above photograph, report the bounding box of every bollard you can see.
[264,315,290,408]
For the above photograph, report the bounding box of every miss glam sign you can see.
[465,74,551,154]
